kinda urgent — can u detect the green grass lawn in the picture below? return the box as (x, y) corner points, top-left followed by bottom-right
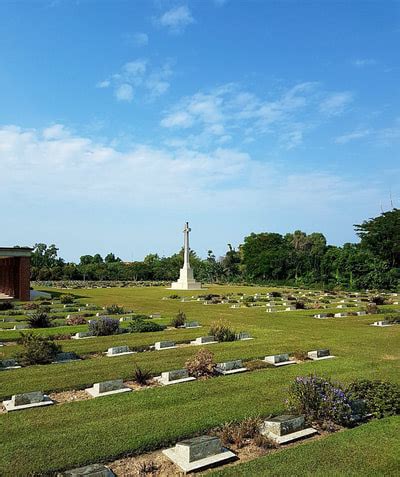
(0, 285), (399, 476)
(210, 416), (400, 477)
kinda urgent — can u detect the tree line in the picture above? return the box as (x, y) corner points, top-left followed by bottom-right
(30, 209), (400, 290)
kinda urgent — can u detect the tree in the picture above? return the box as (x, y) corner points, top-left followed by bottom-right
(104, 253), (121, 263)
(355, 209), (400, 267)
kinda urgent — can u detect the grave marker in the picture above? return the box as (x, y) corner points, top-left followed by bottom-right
(85, 379), (131, 398)
(3, 391), (54, 412)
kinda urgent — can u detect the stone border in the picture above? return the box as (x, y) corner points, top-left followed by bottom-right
(154, 376), (196, 386)
(266, 427), (318, 444)
(85, 387), (132, 398)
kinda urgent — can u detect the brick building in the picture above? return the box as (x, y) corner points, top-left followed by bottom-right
(0, 247), (32, 301)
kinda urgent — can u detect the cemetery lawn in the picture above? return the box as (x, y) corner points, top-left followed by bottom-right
(210, 415), (400, 476)
(0, 285), (399, 475)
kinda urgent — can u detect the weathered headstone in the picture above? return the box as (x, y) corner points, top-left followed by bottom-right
(86, 379), (131, 398)
(190, 336), (217, 345)
(0, 358), (21, 370)
(157, 368), (196, 385)
(4, 391), (54, 412)
(264, 353), (296, 366)
(236, 332), (253, 340)
(307, 349), (334, 360)
(106, 346), (134, 357)
(215, 360), (247, 375)
(371, 320), (392, 327)
(54, 352), (79, 363)
(260, 415), (317, 444)
(154, 341), (176, 350)
(163, 435), (236, 472)
(183, 321), (200, 328)
(72, 332), (94, 339)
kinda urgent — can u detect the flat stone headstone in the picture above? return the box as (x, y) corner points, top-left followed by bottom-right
(13, 324), (28, 330)
(157, 368), (196, 385)
(314, 313), (328, 319)
(191, 336), (217, 345)
(372, 321), (392, 327)
(236, 332), (252, 340)
(0, 358), (21, 369)
(154, 340), (176, 350)
(334, 313), (347, 318)
(307, 349), (334, 360)
(106, 345), (134, 357)
(216, 360), (247, 375)
(72, 332), (94, 339)
(58, 463), (115, 476)
(261, 414), (317, 444)
(54, 352), (79, 363)
(183, 321), (200, 328)
(4, 391), (54, 412)
(264, 353), (296, 366)
(163, 435), (236, 472)
(86, 379), (131, 398)
(356, 311), (367, 316)
(150, 313), (161, 318)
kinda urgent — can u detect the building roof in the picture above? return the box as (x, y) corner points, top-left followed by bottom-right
(0, 247), (33, 257)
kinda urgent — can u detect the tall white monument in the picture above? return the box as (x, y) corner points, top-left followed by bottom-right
(170, 222), (202, 290)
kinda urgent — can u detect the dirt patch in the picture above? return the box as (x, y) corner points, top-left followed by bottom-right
(49, 389), (92, 404)
(125, 379), (160, 391)
(382, 354), (400, 361)
(108, 450), (180, 477)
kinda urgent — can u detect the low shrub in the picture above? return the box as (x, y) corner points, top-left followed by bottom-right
(348, 380), (400, 418)
(132, 364), (152, 385)
(366, 303), (378, 314)
(105, 304), (125, 315)
(16, 332), (61, 365)
(295, 301), (305, 309)
(135, 460), (159, 476)
(89, 316), (120, 336)
(52, 334), (72, 340)
(60, 294), (75, 304)
(253, 433), (277, 449)
(271, 291), (282, 297)
(185, 348), (216, 378)
(292, 350), (308, 361)
(28, 311), (52, 328)
(23, 302), (39, 310)
(0, 301), (13, 311)
(286, 375), (353, 426)
(209, 320), (236, 342)
(170, 310), (186, 328)
(168, 294), (180, 299)
(215, 417), (262, 449)
(129, 319), (165, 333)
(371, 296), (386, 305)
(66, 315), (87, 325)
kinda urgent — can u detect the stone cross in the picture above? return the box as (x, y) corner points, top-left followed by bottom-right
(183, 221), (191, 268)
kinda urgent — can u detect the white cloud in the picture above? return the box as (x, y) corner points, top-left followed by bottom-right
(158, 6), (194, 34)
(97, 59), (172, 102)
(96, 80), (111, 88)
(353, 58), (377, 67)
(42, 124), (69, 140)
(115, 84), (133, 102)
(160, 82), (349, 149)
(161, 111), (194, 128)
(335, 129), (371, 144)
(319, 92), (353, 116)
(1, 123), (392, 256)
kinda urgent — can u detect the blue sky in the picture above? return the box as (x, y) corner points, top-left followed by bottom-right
(1, 0), (399, 262)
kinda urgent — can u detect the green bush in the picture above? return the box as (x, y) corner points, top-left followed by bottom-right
(129, 319), (165, 333)
(286, 375), (353, 426)
(16, 332), (61, 366)
(60, 294), (75, 304)
(28, 311), (52, 328)
(105, 304), (125, 315)
(348, 380), (400, 418)
(170, 310), (186, 328)
(89, 316), (120, 336)
(0, 301), (13, 311)
(209, 320), (236, 342)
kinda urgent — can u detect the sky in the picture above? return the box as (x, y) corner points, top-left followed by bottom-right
(1, 0), (399, 262)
